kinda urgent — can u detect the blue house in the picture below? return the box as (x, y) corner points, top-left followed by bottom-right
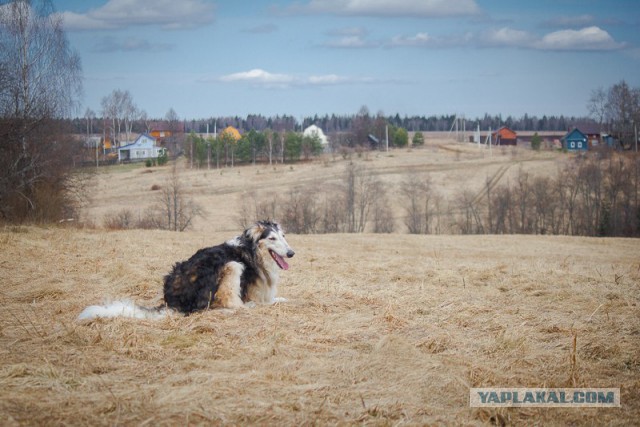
(118, 134), (165, 162)
(562, 128), (589, 151)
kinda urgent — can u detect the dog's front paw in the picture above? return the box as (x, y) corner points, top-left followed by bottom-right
(244, 301), (257, 309)
(273, 297), (288, 303)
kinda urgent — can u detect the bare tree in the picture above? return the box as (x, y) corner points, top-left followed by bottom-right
(606, 80), (640, 147)
(455, 189), (484, 234)
(402, 173), (426, 234)
(165, 107), (182, 154)
(0, 0), (82, 222)
(342, 162), (380, 233)
(237, 190), (280, 229)
(100, 89), (138, 144)
(371, 188), (395, 233)
(84, 107), (95, 135)
(281, 186), (320, 234)
(153, 163), (204, 231)
(401, 173), (439, 234)
(139, 109), (149, 133)
(264, 129), (274, 165)
(122, 91), (138, 142)
(351, 105), (372, 147)
(100, 92), (118, 145)
(587, 87), (608, 128)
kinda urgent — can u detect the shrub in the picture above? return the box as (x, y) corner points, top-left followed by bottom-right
(531, 132), (542, 151)
(103, 209), (135, 230)
(412, 132), (425, 146)
(157, 151), (169, 166)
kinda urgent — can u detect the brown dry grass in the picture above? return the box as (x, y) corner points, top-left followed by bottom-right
(2, 227), (639, 425)
(1, 142), (639, 425)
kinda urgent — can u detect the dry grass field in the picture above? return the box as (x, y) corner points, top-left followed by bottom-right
(1, 140), (639, 425)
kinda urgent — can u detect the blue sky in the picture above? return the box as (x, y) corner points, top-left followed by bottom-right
(52, 0), (640, 120)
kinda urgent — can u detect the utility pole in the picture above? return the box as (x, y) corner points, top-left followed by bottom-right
(385, 125), (389, 152)
(462, 115), (466, 143)
(488, 126), (492, 157)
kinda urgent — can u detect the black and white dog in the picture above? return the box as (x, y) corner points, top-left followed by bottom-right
(78, 221), (294, 320)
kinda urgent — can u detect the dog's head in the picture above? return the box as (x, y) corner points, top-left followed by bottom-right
(243, 220), (295, 270)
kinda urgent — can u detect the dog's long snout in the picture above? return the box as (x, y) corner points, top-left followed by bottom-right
(286, 249), (295, 258)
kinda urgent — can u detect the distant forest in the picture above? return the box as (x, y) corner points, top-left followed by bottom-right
(68, 112), (596, 135)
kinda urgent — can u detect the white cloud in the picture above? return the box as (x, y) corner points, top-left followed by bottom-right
(389, 32), (434, 47)
(216, 69), (374, 88)
(56, 0), (214, 31)
(292, 0), (481, 17)
(387, 26), (625, 52)
(533, 26), (625, 51)
(219, 69), (296, 87)
(480, 27), (535, 47)
(308, 74), (349, 85)
(324, 35), (376, 48)
(322, 27), (378, 48)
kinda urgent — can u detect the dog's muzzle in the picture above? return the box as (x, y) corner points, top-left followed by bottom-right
(270, 249), (294, 270)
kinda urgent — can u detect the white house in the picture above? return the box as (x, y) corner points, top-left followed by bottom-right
(118, 134), (165, 162)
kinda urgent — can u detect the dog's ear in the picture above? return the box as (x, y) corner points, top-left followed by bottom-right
(243, 222), (266, 243)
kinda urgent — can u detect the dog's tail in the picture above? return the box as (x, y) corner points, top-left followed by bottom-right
(78, 300), (168, 320)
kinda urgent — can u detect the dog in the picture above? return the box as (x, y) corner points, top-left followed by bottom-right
(78, 220), (294, 320)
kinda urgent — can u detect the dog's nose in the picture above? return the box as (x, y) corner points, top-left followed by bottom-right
(286, 249), (295, 258)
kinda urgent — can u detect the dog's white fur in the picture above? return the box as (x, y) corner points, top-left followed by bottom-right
(78, 300), (168, 320)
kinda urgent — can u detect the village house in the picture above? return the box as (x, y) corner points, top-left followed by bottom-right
(575, 124), (602, 148)
(562, 128), (589, 151)
(492, 126), (517, 145)
(149, 122), (184, 140)
(118, 134), (165, 162)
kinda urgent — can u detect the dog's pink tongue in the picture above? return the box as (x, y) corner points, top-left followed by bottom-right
(273, 252), (289, 270)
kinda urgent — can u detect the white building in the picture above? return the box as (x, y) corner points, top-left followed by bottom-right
(118, 134), (165, 162)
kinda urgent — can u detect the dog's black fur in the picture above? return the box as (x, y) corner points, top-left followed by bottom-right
(163, 220), (283, 314)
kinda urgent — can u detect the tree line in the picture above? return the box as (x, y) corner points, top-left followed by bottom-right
(68, 110), (598, 138)
(448, 153), (640, 237)
(238, 151), (640, 238)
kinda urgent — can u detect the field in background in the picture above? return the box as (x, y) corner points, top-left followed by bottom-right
(1, 139), (639, 424)
(82, 138), (562, 233)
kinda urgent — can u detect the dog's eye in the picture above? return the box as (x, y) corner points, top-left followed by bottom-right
(269, 237), (276, 241)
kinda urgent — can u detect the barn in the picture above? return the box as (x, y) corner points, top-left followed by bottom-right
(562, 128), (589, 151)
(492, 127), (517, 145)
